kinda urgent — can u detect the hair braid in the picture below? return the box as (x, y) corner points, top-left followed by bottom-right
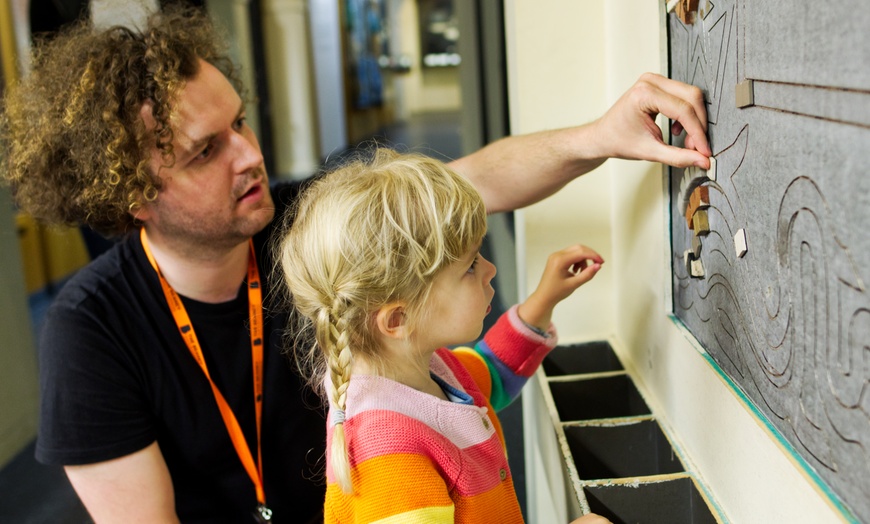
(319, 300), (354, 493)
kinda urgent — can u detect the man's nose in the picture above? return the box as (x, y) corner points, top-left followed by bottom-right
(231, 130), (264, 174)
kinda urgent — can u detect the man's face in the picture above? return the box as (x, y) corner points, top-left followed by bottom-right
(137, 59), (274, 252)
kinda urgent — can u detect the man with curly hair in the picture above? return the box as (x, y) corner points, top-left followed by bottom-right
(0, 5), (710, 524)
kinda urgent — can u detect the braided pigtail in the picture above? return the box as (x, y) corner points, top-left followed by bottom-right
(317, 302), (354, 493)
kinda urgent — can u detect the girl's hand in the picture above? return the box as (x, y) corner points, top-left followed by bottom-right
(570, 513), (613, 524)
(517, 244), (603, 332)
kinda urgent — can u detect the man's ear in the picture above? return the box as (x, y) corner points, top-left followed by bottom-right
(132, 200), (152, 223)
(374, 303), (409, 339)
(133, 99), (159, 225)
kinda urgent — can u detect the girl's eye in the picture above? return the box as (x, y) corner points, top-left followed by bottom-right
(467, 255), (480, 274)
(233, 116), (247, 131)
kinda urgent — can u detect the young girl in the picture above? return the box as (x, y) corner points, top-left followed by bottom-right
(279, 149), (609, 523)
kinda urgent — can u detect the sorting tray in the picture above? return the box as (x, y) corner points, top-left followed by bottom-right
(538, 340), (725, 522)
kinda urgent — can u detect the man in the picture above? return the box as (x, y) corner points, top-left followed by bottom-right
(0, 5), (709, 523)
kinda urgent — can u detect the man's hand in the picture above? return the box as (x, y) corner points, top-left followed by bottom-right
(591, 72), (711, 169)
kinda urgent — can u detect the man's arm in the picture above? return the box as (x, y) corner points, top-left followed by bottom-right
(449, 73), (710, 213)
(65, 442), (180, 524)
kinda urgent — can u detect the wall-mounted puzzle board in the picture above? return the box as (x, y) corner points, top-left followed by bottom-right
(667, 1), (870, 521)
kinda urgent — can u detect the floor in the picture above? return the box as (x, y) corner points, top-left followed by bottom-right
(0, 110), (525, 522)
(0, 441), (92, 523)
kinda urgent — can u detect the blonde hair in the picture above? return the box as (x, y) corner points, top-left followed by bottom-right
(278, 148), (487, 493)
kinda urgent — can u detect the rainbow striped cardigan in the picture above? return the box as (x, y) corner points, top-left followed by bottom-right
(324, 305), (557, 523)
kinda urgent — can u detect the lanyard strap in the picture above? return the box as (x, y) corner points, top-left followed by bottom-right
(140, 229), (266, 508)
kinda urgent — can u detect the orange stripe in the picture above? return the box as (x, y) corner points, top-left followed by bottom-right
(452, 348), (493, 398)
(325, 452), (524, 523)
(454, 478), (523, 523)
(326, 453), (452, 523)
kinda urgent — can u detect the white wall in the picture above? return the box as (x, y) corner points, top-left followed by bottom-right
(507, 1), (846, 522)
(507, 0), (612, 342)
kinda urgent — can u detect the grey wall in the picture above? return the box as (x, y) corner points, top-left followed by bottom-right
(668, 0), (870, 521)
(0, 188), (39, 468)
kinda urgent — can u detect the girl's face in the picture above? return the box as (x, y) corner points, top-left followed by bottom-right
(413, 243), (497, 349)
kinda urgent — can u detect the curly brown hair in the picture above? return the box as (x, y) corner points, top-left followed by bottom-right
(0, 4), (244, 236)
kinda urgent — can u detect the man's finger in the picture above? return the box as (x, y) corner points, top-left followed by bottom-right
(636, 75), (711, 158)
(651, 93), (711, 157)
(640, 73), (708, 130)
(648, 142), (709, 169)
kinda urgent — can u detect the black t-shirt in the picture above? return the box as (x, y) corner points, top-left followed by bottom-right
(35, 183), (326, 523)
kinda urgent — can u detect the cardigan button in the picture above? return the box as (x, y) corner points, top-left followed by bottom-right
(499, 468), (507, 481)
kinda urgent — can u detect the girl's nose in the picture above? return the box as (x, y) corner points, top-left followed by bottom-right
(481, 254), (497, 283)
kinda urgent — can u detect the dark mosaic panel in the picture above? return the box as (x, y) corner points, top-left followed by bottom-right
(668, 1), (870, 521)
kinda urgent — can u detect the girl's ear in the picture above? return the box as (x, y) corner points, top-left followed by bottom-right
(375, 303), (409, 339)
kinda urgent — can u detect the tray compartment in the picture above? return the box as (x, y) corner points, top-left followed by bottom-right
(565, 419), (684, 480)
(542, 341), (623, 376)
(549, 375), (650, 421)
(583, 477), (718, 524)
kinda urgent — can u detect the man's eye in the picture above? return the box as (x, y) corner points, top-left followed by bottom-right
(196, 143), (214, 160)
(233, 116), (247, 130)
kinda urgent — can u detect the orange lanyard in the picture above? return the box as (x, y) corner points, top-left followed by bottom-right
(140, 229), (270, 520)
